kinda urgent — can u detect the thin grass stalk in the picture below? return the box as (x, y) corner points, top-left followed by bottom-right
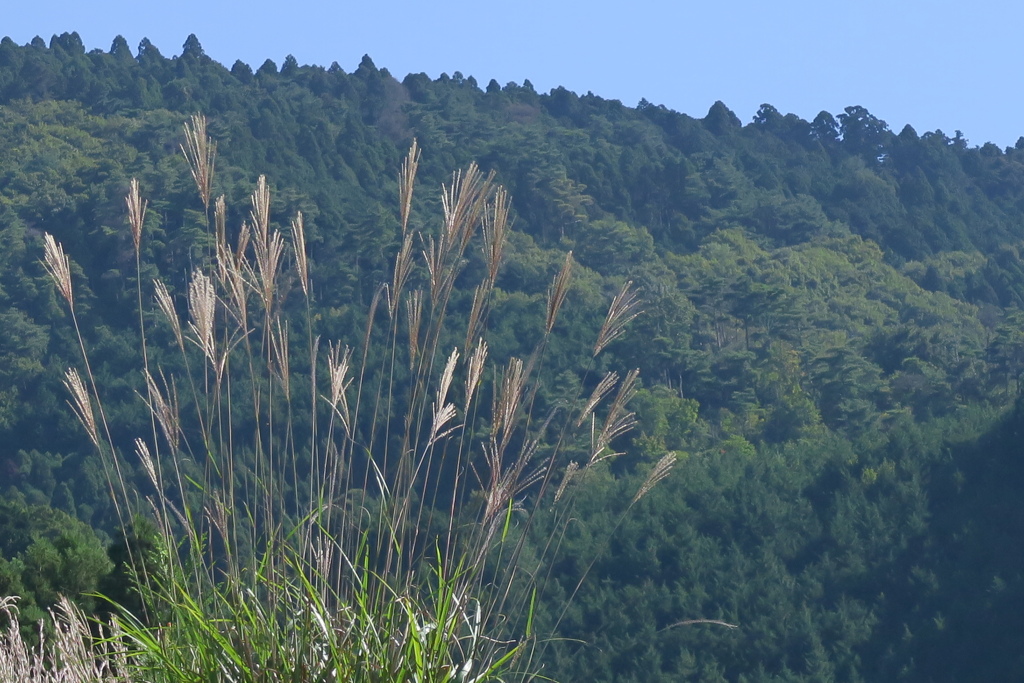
(43, 233), (131, 535)
(127, 178), (154, 483)
(354, 143), (428, 597)
(155, 266), (230, 595)
(436, 337), (490, 567)
(545, 450), (677, 650)
(510, 371), (649, 667)
(479, 309), (643, 659)
(397, 172), (502, 582)
(349, 280), (388, 466)
(422, 237), (573, 630)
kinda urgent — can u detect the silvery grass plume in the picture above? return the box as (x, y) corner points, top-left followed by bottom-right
(180, 112), (216, 212)
(0, 596), (131, 683)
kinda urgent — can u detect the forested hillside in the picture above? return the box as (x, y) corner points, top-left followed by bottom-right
(3, 31), (1024, 681)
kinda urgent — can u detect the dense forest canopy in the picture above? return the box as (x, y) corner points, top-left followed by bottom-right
(3, 32), (1024, 681)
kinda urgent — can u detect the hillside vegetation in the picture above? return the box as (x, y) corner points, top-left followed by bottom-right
(2, 32), (1024, 681)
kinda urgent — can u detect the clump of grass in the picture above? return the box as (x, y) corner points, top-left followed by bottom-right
(28, 117), (674, 681)
(0, 596), (130, 682)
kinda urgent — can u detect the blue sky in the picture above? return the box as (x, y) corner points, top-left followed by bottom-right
(5, 0), (1024, 147)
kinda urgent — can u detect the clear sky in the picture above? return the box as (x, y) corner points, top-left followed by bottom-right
(4, 0), (1023, 147)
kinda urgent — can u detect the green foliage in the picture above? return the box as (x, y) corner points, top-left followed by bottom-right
(0, 499), (111, 635)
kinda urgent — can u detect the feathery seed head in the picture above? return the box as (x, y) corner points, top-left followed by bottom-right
(464, 283), (489, 351)
(546, 251), (574, 333)
(236, 220), (252, 263)
(153, 279), (184, 351)
(64, 368), (98, 448)
(326, 342), (353, 434)
(482, 186), (510, 285)
(492, 357), (526, 451)
(181, 112), (216, 210)
(248, 178), (284, 315)
(439, 347), (459, 404)
(406, 290), (424, 369)
(43, 233), (73, 307)
(135, 438), (159, 490)
(145, 369), (180, 453)
(271, 320), (291, 393)
(429, 348), (461, 445)
(215, 194), (227, 252)
(291, 211), (309, 297)
(464, 338), (488, 413)
(125, 178), (147, 254)
(187, 270), (217, 367)
(391, 232), (414, 317)
(554, 461), (580, 503)
(577, 371), (618, 428)
(218, 224), (252, 329)
(633, 452), (677, 503)
(422, 234), (445, 305)
(590, 368), (639, 464)
(594, 280), (643, 356)
(250, 175), (271, 241)
(399, 139), (421, 234)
